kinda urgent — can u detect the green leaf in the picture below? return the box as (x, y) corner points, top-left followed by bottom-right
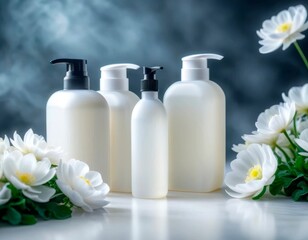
(45, 202), (72, 219)
(269, 178), (284, 196)
(21, 214), (37, 225)
(6, 184), (22, 198)
(34, 204), (52, 220)
(9, 198), (26, 210)
(276, 170), (291, 178)
(252, 186), (267, 200)
(2, 207), (22, 225)
(291, 181), (308, 201)
(277, 164), (290, 171)
(295, 155), (305, 172)
(283, 174), (304, 189)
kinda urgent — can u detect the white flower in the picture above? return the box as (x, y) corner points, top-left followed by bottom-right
(225, 144), (278, 198)
(3, 151), (56, 202)
(11, 129), (63, 165)
(295, 129), (308, 156)
(233, 131), (291, 153)
(0, 136), (11, 161)
(56, 159), (109, 212)
(0, 183), (11, 205)
(256, 103), (296, 135)
(257, 5), (308, 53)
(232, 143), (247, 153)
(242, 131), (279, 147)
(282, 83), (308, 113)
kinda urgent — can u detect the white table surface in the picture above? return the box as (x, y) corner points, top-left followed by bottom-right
(1, 189), (307, 240)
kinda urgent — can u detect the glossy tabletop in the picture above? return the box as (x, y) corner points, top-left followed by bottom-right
(1, 189), (307, 240)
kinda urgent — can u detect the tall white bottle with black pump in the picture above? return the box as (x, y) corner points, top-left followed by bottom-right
(47, 58), (110, 183)
(164, 54), (225, 193)
(99, 63), (139, 192)
(132, 66), (168, 199)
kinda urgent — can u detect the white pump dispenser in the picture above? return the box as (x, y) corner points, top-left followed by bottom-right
(98, 63), (140, 193)
(181, 54), (223, 81)
(47, 58), (110, 183)
(164, 53), (225, 193)
(132, 66), (168, 199)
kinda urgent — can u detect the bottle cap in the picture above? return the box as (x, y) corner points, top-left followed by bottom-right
(141, 66), (163, 92)
(50, 58), (90, 90)
(181, 54), (223, 81)
(100, 63), (139, 91)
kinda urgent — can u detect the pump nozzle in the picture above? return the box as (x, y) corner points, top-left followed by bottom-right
(181, 53), (223, 81)
(141, 66), (163, 92)
(51, 58), (89, 90)
(100, 63), (139, 91)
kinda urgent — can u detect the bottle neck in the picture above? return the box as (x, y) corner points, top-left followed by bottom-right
(142, 91), (158, 99)
(181, 68), (209, 81)
(100, 78), (128, 91)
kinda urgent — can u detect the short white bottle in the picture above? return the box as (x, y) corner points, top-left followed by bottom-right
(132, 66), (168, 198)
(47, 58), (110, 183)
(98, 63), (140, 193)
(164, 54), (225, 193)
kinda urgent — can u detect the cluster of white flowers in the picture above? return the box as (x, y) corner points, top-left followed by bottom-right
(225, 84), (308, 198)
(0, 129), (109, 212)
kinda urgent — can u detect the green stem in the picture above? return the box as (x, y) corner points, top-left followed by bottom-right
(276, 145), (293, 168)
(283, 130), (296, 149)
(0, 179), (8, 183)
(294, 41), (308, 70)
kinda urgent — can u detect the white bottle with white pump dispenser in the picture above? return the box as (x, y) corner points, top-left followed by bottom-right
(99, 63), (139, 192)
(47, 58), (110, 183)
(164, 54), (225, 193)
(132, 66), (168, 198)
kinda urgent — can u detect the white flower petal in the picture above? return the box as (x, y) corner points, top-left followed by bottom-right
(0, 183), (12, 205)
(232, 144), (247, 153)
(19, 153), (37, 173)
(225, 189), (257, 199)
(299, 22), (308, 32)
(10, 131), (26, 152)
(24, 129), (35, 146)
(22, 185), (55, 203)
(9, 175), (30, 190)
(85, 171), (103, 187)
(299, 152), (308, 156)
(94, 183), (110, 195)
(259, 43), (282, 54)
(33, 167), (56, 186)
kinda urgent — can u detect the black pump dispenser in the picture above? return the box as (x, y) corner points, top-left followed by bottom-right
(141, 66), (163, 92)
(50, 58), (90, 90)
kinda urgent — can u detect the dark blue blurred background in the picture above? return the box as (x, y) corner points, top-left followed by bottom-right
(0, 0), (307, 160)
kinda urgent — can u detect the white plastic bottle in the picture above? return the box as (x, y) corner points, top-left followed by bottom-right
(98, 63), (139, 192)
(132, 66), (168, 198)
(47, 58), (110, 183)
(164, 54), (225, 193)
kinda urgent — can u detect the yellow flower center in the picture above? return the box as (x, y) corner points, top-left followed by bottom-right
(18, 172), (35, 185)
(245, 165), (263, 183)
(276, 23), (292, 33)
(80, 176), (91, 186)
